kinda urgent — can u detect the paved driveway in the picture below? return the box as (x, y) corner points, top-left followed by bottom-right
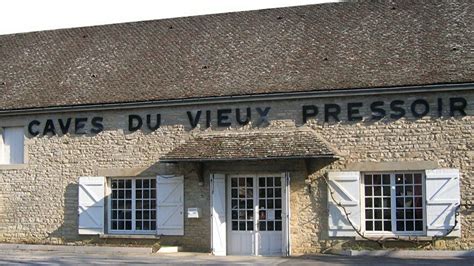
(0, 250), (473, 265)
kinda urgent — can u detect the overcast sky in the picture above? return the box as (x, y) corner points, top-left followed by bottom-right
(0, 0), (337, 35)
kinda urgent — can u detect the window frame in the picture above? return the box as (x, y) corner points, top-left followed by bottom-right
(0, 126), (26, 166)
(107, 177), (157, 235)
(360, 171), (427, 237)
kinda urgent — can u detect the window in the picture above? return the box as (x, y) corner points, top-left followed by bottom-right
(0, 127), (24, 165)
(109, 177), (156, 234)
(363, 172), (424, 235)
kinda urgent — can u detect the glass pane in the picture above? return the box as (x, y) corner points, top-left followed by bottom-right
(275, 210), (282, 220)
(383, 186), (390, 196)
(259, 199), (266, 209)
(246, 188), (253, 197)
(405, 198), (413, 207)
(405, 186), (413, 196)
(382, 175), (390, 184)
(247, 221), (253, 231)
(239, 221), (246, 231)
(275, 199), (281, 209)
(365, 186), (372, 196)
(414, 185), (422, 196)
(232, 200), (238, 209)
(232, 210), (238, 219)
(275, 221), (282, 231)
(374, 198), (381, 207)
(383, 209), (391, 219)
(406, 221), (414, 231)
(246, 200), (253, 209)
(246, 178), (253, 187)
(267, 199), (274, 209)
(239, 200), (245, 208)
(239, 188), (245, 198)
(365, 198), (372, 208)
(266, 177), (273, 187)
(231, 189), (237, 198)
(364, 175), (372, 185)
(239, 178), (245, 186)
(247, 210), (253, 220)
(397, 221), (404, 231)
(406, 209), (413, 219)
(396, 198), (404, 207)
(396, 209), (404, 219)
(275, 188), (282, 197)
(414, 174), (422, 184)
(415, 209), (423, 219)
(232, 221), (238, 230)
(366, 221), (373, 231)
(395, 174), (403, 184)
(374, 175), (381, 185)
(415, 221), (423, 231)
(267, 188), (273, 197)
(365, 210), (373, 219)
(374, 209), (382, 219)
(396, 186), (403, 196)
(259, 221), (266, 231)
(384, 221), (391, 231)
(374, 221), (382, 231)
(405, 174), (413, 184)
(259, 178), (265, 187)
(374, 186), (381, 196)
(275, 178), (281, 186)
(231, 178), (237, 187)
(267, 221), (274, 231)
(383, 197), (391, 208)
(259, 189), (265, 197)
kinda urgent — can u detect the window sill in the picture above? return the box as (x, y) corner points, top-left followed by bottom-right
(100, 234), (160, 239)
(0, 164), (27, 170)
(356, 235), (433, 241)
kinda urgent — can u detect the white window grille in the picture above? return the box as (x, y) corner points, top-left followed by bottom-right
(109, 177), (156, 234)
(363, 172), (425, 235)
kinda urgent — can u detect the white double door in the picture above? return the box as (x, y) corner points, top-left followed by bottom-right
(226, 174), (287, 256)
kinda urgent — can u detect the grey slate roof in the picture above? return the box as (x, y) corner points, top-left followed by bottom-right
(160, 130), (338, 161)
(1, 1), (473, 111)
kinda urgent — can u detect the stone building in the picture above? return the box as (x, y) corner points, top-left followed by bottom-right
(0, 0), (472, 255)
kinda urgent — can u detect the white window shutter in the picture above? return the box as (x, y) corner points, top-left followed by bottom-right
(211, 173), (226, 256)
(78, 176), (105, 235)
(425, 169), (461, 237)
(327, 171), (361, 237)
(0, 130), (5, 164)
(281, 172), (291, 256)
(157, 175), (184, 235)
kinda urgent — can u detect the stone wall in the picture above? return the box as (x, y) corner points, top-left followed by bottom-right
(0, 90), (472, 253)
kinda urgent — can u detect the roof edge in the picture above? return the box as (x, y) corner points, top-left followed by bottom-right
(1, 82), (473, 117)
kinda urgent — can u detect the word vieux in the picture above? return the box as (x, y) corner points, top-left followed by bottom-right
(27, 97), (467, 136)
